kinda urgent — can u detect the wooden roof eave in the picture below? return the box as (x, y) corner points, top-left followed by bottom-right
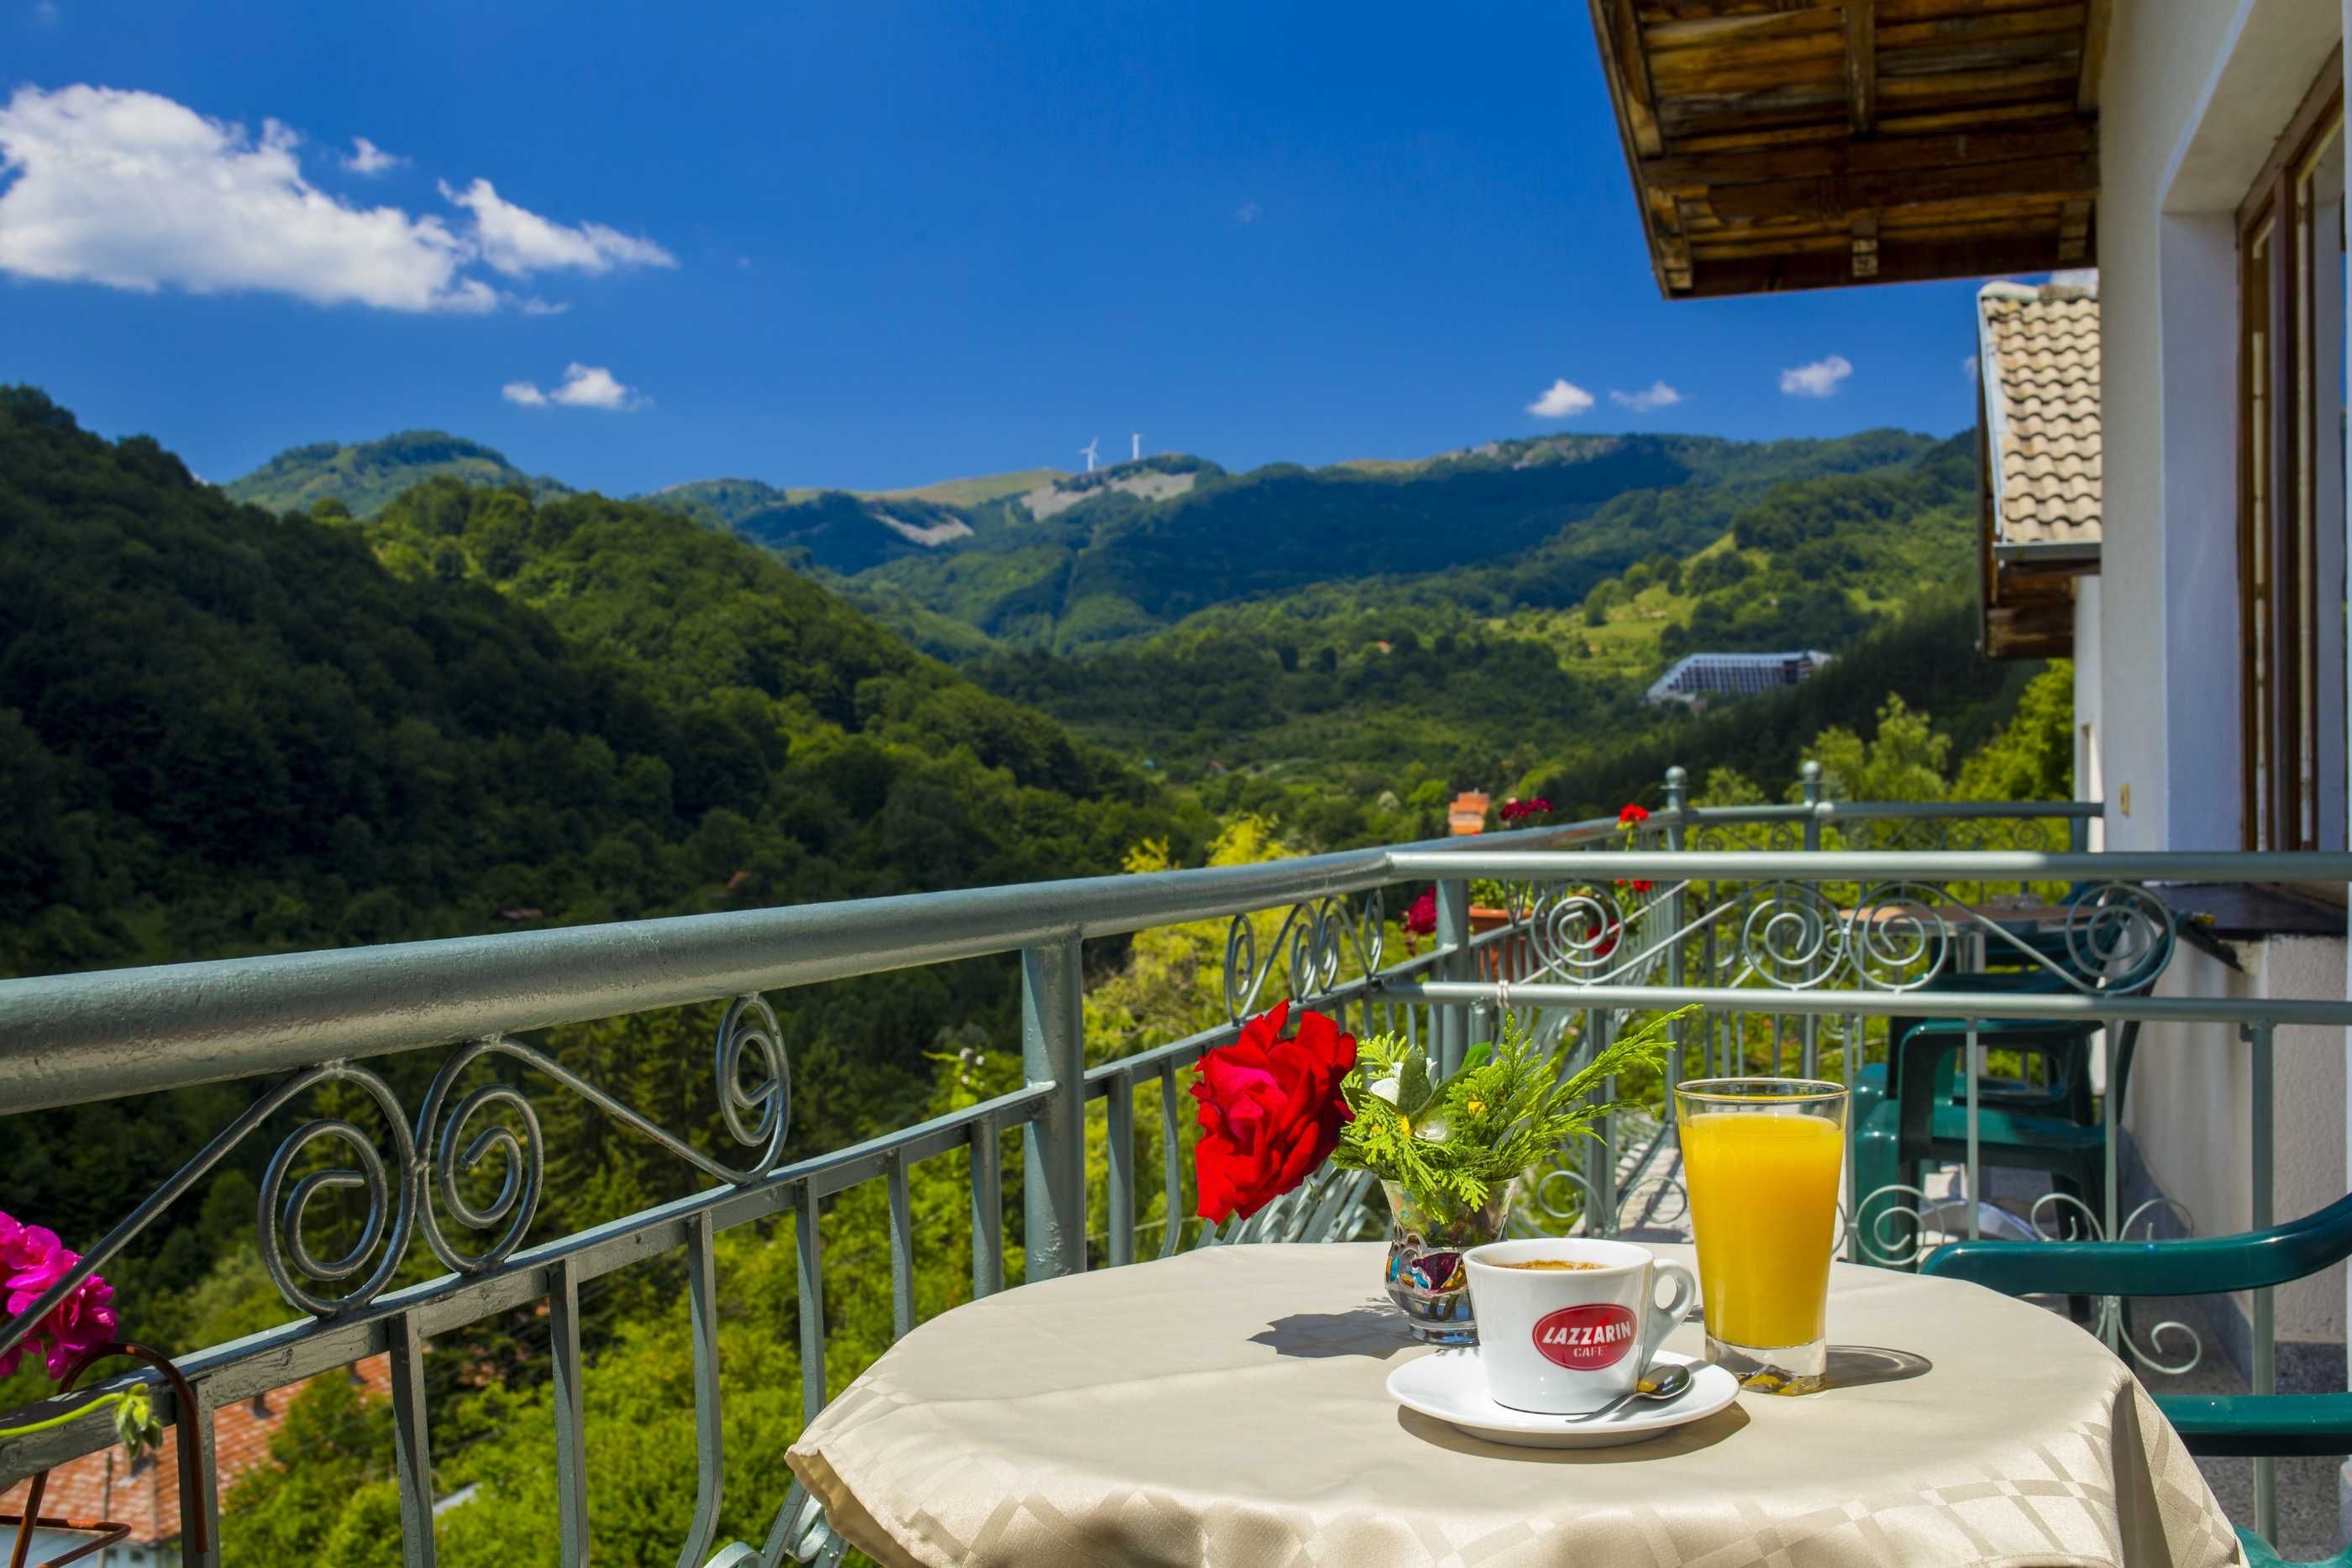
(1591, 0), (2107, 302)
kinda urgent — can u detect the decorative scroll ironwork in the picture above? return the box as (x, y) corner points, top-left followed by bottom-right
(1221, 894), (1383, 1024)
(1844, 1182), (2207, 1377)
(2029, 1193), (2207, 1376)
(257, 1064), (421, 1318)
(1506, 878), (2175, 997)
(3, 995), (794, 1350)
(1844, 815), (2067, 854)
(1687, 819), (1805, 854)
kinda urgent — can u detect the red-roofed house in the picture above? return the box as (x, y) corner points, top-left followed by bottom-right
(2, 1354), (391, 1566)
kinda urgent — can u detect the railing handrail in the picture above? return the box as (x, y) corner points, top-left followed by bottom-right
(1390, 849), (2352, 881)
(1682, 800), (2106, 822)
(0, 817), (1614, 1114)
(0, 808), (2186, 1115)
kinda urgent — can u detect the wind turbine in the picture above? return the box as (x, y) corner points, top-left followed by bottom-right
(1131, 433), (1141, 461)
(1079, 437), (1100, 473)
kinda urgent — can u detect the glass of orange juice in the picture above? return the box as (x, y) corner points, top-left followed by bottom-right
(1673, 1078), (1848, 1392)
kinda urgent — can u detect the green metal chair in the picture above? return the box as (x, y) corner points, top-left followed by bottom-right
(1851, 923), (2116, 1131)
(1924, 1194), (2352, 1566)
(1853, 902), (2173, 1271)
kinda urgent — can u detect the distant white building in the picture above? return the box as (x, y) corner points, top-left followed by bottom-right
(1643, 650), (1831, 706)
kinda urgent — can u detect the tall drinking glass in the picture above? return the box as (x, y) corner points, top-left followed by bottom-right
(1673, 1078), (1848, 1392)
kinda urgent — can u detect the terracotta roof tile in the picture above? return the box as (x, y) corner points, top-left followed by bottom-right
(1979, 282), (2101, 548)
(2, 1354), (391, 1547)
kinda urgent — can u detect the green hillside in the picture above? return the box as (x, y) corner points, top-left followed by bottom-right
(223, 430), (574, 517)
(966, 433), (1979, 794)
(641, 475), (824, 525)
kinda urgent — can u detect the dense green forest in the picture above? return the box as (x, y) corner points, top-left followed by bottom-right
(7, 391), (2079, 1563)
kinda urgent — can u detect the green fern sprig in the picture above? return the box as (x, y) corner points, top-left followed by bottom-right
(1331, 1006), (1693, 1217)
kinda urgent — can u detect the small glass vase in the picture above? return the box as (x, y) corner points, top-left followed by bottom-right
(1381, 1179), (1514, 1345)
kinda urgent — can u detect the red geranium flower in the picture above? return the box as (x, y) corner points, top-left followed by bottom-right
(1500, 796), (1554, 823)
(1190, 1001), (1357, 1224)
(1615, 803), (1654, 893)
(1402, 888), (1437, 936)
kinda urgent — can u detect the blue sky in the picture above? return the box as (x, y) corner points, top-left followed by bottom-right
(2, 1), (2011, 496)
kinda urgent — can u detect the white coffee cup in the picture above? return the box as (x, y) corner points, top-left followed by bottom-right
(1463, 1238), (1698, 1413)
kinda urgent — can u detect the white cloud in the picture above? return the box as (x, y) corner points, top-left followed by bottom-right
(440, 177), (675, 277)
(2047, 267), (2097, 288)
(343, 136), (403, 176)
(1609, 380), (1682, 413)
(1962, 354), (1979, 381)
(0, 84), (672, 312)
(550, 364), (635, 408)
(506, 363), (641, 412)
(1778, 354), (1853, 398)
(1526, 378), (1594, 418)
(0, 85), (488, 311)
(520, 296), (570, 316)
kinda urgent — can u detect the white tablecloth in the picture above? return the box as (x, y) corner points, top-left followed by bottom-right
(789, 1241), (2242, 1567)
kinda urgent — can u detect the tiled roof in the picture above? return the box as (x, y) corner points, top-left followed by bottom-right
(1979, 281), (2101, 549)
(1, 1353), (392, 1546)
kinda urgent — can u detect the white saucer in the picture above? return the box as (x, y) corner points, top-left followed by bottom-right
(1386, 1349), (1739, 1450)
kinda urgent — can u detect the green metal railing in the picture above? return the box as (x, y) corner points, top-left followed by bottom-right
(1, 770), (2338, 1561)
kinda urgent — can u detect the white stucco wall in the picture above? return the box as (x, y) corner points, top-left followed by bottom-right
(2129, 938), (2349, 1356)
(2100, 0), (2343, 852)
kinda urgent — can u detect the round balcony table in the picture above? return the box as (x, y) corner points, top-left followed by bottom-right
(786, 1240), (2239, 1568)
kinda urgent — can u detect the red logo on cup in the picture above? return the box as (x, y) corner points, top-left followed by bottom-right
(1532, 1304), (1637, 1370)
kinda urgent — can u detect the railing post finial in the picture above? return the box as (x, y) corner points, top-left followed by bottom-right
(1800, 758), (1824, 806)
(1663, 765), (1688, 814)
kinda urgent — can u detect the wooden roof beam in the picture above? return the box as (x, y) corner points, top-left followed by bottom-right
(1680, 233), (2083, 296)
(1704, 151), (2095, 222)
(1641, 122), (2096, 194)
(1593, 0), (1666, 159)
(2077, 0), (2111, 113)
(1845, 1), (1877, 134)
(1851, 212), (1879, 278)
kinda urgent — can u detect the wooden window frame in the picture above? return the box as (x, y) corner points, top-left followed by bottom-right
(2237, 50), (2345, 851)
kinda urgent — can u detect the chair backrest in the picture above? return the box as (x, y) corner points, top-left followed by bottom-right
(1924, 1186), (2352, 1298)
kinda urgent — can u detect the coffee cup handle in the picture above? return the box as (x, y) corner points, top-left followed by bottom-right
(1638, 1261), (1699, 1374)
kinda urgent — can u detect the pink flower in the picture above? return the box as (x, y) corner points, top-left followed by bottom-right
(0, 1210), (116, 1381)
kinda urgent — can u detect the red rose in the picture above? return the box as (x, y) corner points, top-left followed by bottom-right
(1190, 1001), (1357, 1224)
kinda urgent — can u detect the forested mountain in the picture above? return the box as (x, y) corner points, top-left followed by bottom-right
(222, 430), (574, 518)
(0, 385), (1205, 1369)
(832, 431), (1943, 653)
(968, 432), (1982, 806)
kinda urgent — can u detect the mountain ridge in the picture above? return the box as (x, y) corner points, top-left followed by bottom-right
(223, 430), (575, 518)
